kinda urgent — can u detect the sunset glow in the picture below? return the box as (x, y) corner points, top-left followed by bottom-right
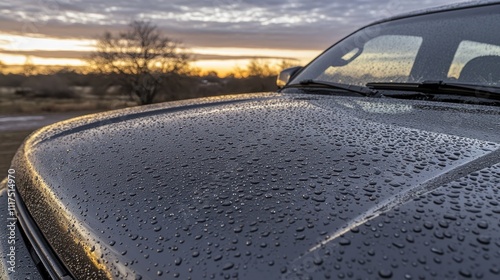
(0, 0), (459, 75)
(0, 33), (95, 52)
(0, 32), (320, 75)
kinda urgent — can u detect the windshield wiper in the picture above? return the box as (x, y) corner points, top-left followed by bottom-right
(286, 79), (379, 97)
(366, 81), (500, 102)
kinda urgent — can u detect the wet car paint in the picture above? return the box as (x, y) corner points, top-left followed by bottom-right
(0, 186), (43, 280)
(10, 92), (500, 279)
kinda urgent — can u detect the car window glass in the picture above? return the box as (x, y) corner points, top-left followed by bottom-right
(318, 35), (423, 86)
(290, 5), (500, 89)
(448, 40), (500, 82)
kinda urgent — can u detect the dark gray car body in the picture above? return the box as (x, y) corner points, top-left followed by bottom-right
(2, 91), (500, 279)
(3, 1), (500, 279)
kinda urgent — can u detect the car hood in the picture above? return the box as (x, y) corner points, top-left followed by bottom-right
(13, 93), (500, 279)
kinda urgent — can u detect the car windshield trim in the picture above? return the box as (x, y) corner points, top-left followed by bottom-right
(285, 79), (380, 97)
(366, 81), (500, 102)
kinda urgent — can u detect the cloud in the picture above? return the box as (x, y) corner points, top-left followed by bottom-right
(0, 0), (464, 50)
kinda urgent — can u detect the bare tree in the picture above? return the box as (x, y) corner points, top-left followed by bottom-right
(246, 58), (274, 77)
(89, 21), (190, 105)
(23, 56), (37, 76)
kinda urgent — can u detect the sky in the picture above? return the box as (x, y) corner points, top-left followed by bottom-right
(0, 0), (466, 75)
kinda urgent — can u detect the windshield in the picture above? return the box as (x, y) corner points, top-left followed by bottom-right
(290, 5), (500, 88)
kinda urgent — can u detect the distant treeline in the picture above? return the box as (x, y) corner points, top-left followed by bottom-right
(0, 65), (281, 102)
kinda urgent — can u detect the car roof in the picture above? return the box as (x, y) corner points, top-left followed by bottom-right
(370, 0), (500, 26)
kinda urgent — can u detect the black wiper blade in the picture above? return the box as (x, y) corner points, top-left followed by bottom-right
(287, 79), (379, 97)
(367, 81), (500, 102)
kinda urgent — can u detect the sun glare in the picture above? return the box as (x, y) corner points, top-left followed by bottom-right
(192, 59), (253, 76)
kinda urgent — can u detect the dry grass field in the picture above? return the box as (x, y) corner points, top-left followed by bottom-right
(0, 87), (136, 114)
